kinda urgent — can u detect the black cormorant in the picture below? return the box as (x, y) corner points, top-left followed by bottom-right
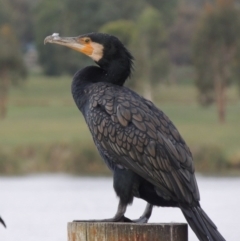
(44, 32), (226, 241)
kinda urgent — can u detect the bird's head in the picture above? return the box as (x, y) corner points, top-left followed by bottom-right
(44, 32), (133, 71)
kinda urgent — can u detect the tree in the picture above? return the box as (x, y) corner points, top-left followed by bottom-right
(100, 20), (135, 46)
(132, 7), (170, 100)
(8, 0), (35, 46)
(146, 0), (178, 25)
(0, 0), (27, 118)
(169, 6), (199, 65)
(192, 0), (240, 123)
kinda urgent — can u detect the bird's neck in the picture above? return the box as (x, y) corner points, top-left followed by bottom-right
(71, 58), (132, 111)
(102, 59), (132, 86)
(97, 47), (133, 86)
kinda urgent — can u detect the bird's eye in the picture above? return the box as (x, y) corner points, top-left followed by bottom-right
(85, 38), (90, 43)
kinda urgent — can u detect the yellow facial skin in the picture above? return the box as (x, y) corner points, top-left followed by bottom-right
(75, 37), (93, 55)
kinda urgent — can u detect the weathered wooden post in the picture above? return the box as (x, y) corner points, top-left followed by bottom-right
(68, 222), (188, 241)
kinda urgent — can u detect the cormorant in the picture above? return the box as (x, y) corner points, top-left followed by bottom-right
(44, 32), (226, 241)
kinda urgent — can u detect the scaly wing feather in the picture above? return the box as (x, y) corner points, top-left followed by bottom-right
(86, 83), (200, 204)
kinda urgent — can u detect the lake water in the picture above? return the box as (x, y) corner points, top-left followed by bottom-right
(0, 174), (239, 241)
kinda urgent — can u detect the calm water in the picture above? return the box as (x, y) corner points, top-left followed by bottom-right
(0, 174), (239, 241)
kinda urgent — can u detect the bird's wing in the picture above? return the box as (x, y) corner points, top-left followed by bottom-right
(87, 84), (200, 204)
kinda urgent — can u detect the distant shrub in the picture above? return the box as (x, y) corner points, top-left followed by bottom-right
(0, 148), (21, 174)
(0, 142), (238, 175)
(228, 152), (240, 169)
(68, 141), (109, 175)
(191, 145), (228, 173)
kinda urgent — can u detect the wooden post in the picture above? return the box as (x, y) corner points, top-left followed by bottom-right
(68, 222), (188, 241)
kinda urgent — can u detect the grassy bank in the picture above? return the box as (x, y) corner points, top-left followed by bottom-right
(0, 74), (239, 175)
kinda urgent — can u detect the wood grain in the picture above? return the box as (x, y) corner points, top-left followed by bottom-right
(68, 222), (188, 241)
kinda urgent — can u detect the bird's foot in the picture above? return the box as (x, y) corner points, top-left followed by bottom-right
(73, 215), (149, 223)
(132, 203), (152, 223)
(132, 216), (149, 224)
(73, 215), (133, 223)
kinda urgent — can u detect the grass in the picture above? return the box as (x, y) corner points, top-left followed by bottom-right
(160, 104), (240, 155)
(1, 75), (89, 147)
(0, 74), (240, 174)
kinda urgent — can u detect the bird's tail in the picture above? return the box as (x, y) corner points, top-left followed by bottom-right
(0, 216), (6, 228)
(180, 204), (225, 241)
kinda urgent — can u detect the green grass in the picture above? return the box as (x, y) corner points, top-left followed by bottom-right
(161, 104), (240, 155)
(0, 74), (240, 174)
(1, 75), (90, 147)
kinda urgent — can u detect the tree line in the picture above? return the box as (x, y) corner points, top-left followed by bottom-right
(0, 0), (240, 122)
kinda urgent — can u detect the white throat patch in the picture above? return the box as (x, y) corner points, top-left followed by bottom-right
(89, 42), (104, 62)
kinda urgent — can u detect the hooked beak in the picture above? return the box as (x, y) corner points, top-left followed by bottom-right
(44, 33), (86, 53)
(44, 33), (103, 61)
